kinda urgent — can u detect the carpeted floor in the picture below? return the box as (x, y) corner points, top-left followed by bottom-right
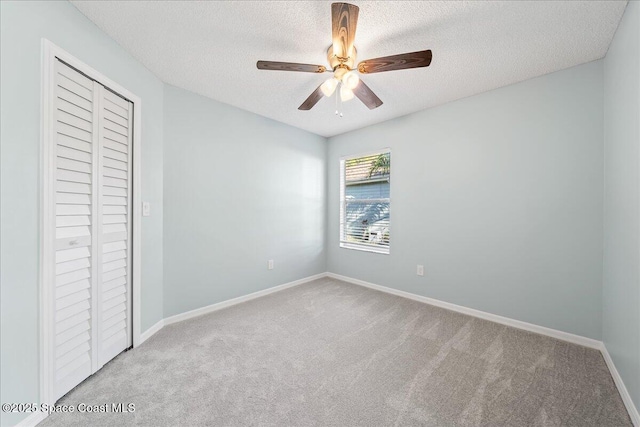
(41, 277), (632, 426)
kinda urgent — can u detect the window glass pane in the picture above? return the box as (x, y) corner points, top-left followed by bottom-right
(340, 151), (390, 253)
(344, 200), (390, 246)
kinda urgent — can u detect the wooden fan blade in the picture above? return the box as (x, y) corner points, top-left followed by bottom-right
(353, 80), (383, 110)
(298, 84), (324, 110)
(358, 50), (432, 74)
(332, 3), (359, 60)
(257, 61), (326, 73)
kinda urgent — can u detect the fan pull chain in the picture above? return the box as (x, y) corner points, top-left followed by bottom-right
(335, 83), (344, 118)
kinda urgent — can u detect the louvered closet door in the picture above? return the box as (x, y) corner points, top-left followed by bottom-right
(51, 60), (133, 400)
(53, 60), (96, 400)
(97, 87), (133, 368)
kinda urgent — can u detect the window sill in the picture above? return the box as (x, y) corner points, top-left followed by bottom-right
(340, 242), (390, 255)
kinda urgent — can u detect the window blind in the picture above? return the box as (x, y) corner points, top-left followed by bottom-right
(340, 150), (390, 254)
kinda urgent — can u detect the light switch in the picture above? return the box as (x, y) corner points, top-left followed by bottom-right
(142, 202), (151, 217)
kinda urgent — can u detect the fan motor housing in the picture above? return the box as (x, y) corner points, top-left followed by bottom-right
(327, 45), (357, 70)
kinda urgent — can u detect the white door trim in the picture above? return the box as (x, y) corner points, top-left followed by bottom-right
(39, 39), (143, 412)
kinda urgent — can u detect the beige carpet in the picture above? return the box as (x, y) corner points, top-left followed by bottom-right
(41, 277), (632, 426)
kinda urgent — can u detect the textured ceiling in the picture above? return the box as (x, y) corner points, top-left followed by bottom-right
(71, 1), (627, 137)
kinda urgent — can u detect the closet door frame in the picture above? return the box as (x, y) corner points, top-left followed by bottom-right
(39, 39), (143, 410)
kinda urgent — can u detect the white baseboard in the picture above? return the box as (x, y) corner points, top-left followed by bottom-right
(146, 270), (604, 350)
(135, 273), (327, 345)
(128, 272), (328, 346)
(600, 343), (640, 426)
(164, 273), (326, 325)
(326, 272), (602, 349)
(14, 411), (47, 427)
(138, 318), (165, 346)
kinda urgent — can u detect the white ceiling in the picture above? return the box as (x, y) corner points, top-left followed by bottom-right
(71, 1), (627, 137)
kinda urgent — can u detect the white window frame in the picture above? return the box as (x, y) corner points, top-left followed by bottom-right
(339, 148), (391, 255)
(39, 39), (143, 415)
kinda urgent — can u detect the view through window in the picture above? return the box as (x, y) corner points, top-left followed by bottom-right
(340, 150), (390, 254)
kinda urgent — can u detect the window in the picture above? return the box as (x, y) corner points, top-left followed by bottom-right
(340, 150), (391, 254)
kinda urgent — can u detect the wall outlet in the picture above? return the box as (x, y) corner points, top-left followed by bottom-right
(142, 202), (151, 217)
(268, 260), (274, 270)
(417, 265), (424, 276)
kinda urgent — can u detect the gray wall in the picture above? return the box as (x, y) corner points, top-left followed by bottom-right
(162, 85), (326, 318)
(603, 0), (640, 413)
(0, 2), (164, 425)
(327, 60), (604, 340)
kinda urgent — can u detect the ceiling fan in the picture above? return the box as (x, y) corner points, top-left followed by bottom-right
(256, 2), (432, 112)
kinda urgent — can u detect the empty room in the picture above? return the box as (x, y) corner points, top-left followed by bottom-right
(1, 0), (639, 426)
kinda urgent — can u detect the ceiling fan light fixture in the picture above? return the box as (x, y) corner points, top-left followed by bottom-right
(340, 84), (355, 102)
(321, 78), (339, 97)
(342, 71), (360, 90)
